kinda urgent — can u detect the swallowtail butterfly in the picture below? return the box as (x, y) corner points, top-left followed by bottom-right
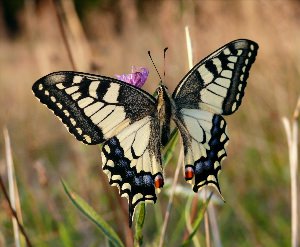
(32, 39), (258, 226)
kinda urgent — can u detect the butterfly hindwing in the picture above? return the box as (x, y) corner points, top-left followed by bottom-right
(173, 39), (258, 115)
(101, 116), (163, 226)
(32, 71), (157, 145)
(175, 109), (228, 193)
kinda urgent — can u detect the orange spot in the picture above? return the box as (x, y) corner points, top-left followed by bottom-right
(185, 166), (194, 180)
(154, 174), (164, 188)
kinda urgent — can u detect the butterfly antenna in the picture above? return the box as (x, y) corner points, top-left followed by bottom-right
(148, 51), (162, 84)
(163, 47), (168, 81)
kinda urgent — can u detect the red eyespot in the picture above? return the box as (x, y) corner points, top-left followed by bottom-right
(185, 166), (194, 180)
(154, 174), (164, 188)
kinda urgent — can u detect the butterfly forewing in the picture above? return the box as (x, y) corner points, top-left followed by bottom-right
(173, 39), (258, 115)
(32, 71), (157, 144)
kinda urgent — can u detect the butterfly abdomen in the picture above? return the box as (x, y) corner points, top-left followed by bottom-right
(156, 85), (172, 146)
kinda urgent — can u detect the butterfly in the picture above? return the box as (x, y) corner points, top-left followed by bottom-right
(32, 39), (258, 226)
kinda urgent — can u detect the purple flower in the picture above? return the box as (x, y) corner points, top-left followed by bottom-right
(116, 66), (149, 88)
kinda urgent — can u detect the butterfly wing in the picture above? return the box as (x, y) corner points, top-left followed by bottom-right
(172, 39), (258, 193)
(175, 108), (228, 194)
(32, 71), (157, 144)
(33, 71), (163, 225)
(101, 116), (163, 226)
(173, 39), (258, 115)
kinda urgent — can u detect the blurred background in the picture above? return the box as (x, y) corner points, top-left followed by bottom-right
(0, 0), (299, 246)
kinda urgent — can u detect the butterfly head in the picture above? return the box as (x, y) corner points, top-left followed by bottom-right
(156, 83), (167, 94)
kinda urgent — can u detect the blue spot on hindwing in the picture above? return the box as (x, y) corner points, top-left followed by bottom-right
(102, 136), (158, 227)
(134, 177), (142, 186)
(119, 159), (128, 168)
(114, 147), (123, 157)
(125, 170), (134, 178)
(210, 138), (220, 149)
(109, 138), (117, 145)
(143, 175), (153, 186)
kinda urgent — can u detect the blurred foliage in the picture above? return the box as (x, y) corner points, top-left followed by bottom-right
(1, 0), (24, 36)
(73, 0), (112, 18)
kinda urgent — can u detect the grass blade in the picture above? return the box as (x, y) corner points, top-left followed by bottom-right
(184, 195), (200, 247)
(61, 180), (124, 247)
(4, 128), (21, 247)
(163, 129), (179, 166)
(207, 203), (222, 247)
(134, 203), (145, 247)
(181, 193), (213, 247)
(159, 147), (184, 247)
(282, 96), (300, 247)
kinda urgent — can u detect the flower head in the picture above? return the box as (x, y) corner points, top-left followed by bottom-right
(116, 66), (149, 88)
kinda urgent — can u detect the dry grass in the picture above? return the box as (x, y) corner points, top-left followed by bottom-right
(0, 0), (299, 246)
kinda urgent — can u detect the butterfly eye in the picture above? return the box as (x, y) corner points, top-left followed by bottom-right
(156, 87), (162, 94)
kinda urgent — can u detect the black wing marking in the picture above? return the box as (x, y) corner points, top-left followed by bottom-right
(173, 39), (258, 115)
(101, 116), (163, 226)
(174, 109), (228, 194)
(32, 71), (156, 145)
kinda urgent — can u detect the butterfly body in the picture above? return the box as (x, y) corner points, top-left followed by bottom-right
(156, 84), (174, 146)
(33, 39), (258, 226)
